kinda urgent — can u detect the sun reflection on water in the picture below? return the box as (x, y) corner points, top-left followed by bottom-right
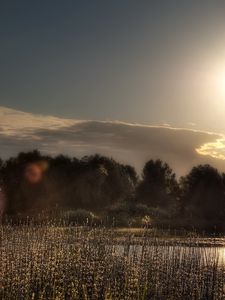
(218, 247), (225, 265)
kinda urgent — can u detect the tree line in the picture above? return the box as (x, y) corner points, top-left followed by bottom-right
(1, 150), (225, 231)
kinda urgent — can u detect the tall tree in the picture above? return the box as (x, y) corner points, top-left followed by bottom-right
(137, 159), (179, 209)
(181, 165), (225, 223)
(2, 150), (49, 214)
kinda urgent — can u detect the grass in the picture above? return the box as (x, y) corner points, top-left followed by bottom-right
(1, 223), (225, 299)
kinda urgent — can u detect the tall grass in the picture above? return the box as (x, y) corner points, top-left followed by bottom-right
(1, 222), (225, 299)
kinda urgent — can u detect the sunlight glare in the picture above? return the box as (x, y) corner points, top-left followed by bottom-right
(211, 66), (225, 99)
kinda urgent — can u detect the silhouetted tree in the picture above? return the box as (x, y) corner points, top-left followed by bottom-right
(0, 158), (3, 188)
(46, 155), (80, 209)
(137, 159), (179, 209)
(2, 151), (225, 231)
(2, 150), (49, 214)
(1, 152), (137, 215)
(181, 165), (225, 230)
(73, 155), (137, 211)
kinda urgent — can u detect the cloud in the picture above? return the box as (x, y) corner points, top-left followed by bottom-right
(0, 106), (78, 136)
(196, 137), (225, 160)
(1, 106), (225, 176)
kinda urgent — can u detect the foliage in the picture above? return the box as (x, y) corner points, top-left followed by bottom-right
(62, 209), (99, 225)
(136, 159), (180, 209)
(1, 151), (137, 215)
(180, 165), (225, 230)
(1, 151), (225, 231)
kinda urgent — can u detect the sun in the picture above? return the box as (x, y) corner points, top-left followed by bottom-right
(216, 71), (225, 97)
(210, 65), (225, 99)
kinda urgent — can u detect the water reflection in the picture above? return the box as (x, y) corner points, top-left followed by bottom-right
(113, 244), (225, 266)
(218, 247), (225, 265)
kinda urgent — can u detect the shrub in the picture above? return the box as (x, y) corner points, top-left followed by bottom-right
(62, 209), (99, 225)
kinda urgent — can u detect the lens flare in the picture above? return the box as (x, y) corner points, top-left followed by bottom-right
(24, 161), (48, 184)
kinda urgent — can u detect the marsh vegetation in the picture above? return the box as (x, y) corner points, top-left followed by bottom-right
(1, 223), (225, 300)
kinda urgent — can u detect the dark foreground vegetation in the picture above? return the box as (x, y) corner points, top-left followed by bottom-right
(1, 224), (225, 300)
(1, 150), (225, 231)
(1, 151), (225, 300)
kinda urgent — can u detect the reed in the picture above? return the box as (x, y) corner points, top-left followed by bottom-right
(1, 222), (225, 299)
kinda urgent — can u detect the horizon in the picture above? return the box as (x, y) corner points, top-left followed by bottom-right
(1, 105), (225, 176)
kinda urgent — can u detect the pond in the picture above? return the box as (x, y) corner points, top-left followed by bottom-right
(112, 243), (225, 266)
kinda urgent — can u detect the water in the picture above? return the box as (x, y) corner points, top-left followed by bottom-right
(112, 243), (225, 266)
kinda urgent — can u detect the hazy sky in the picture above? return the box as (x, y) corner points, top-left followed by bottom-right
(1, 106), (225, 175)
(1, 1), (225, 132)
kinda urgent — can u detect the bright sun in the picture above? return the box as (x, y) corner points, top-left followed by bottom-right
(217, 72), (225, 96)
(205, 66), (225, 102)
(212, 66), (225, 99)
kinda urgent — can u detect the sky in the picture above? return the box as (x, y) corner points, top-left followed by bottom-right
(1, 106), (225, 176)
(1, 1), (225, 174)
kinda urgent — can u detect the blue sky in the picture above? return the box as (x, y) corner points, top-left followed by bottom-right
(1, 1), (225, 131)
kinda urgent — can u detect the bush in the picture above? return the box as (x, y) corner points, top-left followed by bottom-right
(63, 209), (99, 225)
